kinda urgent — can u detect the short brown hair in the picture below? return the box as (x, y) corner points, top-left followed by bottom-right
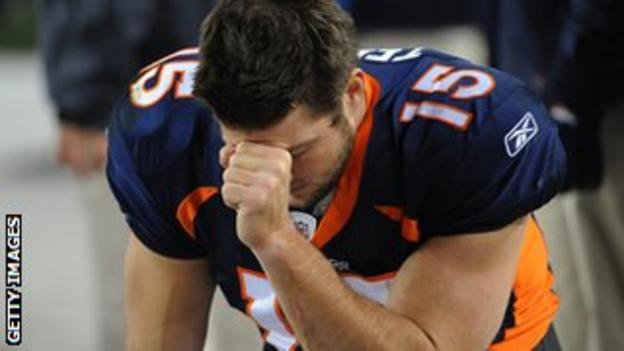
(193, 0), (358, 131)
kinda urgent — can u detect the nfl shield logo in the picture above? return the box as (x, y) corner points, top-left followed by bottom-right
(289, 211), (317, 241)
(504, 112), (540, 157)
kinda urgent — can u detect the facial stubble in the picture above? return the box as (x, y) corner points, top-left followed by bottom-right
(295, 115), (356, 210)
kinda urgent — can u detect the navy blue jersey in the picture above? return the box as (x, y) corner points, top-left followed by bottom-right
(107, 47), (566, 350)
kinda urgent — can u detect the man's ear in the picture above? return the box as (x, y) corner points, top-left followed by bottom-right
(342, 69), (367, 129)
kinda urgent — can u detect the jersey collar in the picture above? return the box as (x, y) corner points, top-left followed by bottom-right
(310, 72), (381, 248)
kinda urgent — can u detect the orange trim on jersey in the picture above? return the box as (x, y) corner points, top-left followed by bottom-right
(310, 72), (381, 249)
(176, 186), (218, 240)
(401, 218), (421, 242)
(375, 205), (404, 222)
(489, 216), (559, 351)
(375, 206), (421, 243)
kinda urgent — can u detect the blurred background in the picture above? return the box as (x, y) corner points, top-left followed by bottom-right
(1, 0), (622, 350)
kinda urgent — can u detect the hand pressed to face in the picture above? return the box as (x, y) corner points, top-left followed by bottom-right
(221, 142), (297, 249)
(218, 72), (368, 249)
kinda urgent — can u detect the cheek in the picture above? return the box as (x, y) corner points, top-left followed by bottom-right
(291, 156), (313, 183)
(292, 149), (335, 182)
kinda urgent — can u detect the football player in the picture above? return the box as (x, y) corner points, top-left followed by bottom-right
(107, 0), (566, 350)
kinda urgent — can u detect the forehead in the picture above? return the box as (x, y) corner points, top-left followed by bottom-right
(219, 105), (330, 147)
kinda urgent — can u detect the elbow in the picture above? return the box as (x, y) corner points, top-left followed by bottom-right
(383, 321), (439, 351)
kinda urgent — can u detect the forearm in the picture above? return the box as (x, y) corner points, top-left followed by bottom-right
(126, 279), (210, 351)
(125, 236), (213, 351)
(251, 229), (436, 351)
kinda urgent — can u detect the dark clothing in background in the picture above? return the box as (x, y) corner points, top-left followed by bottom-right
(481, 0), (624, 190)
(545, 0), (624, 190)
(546, 0), (624, 113)
(481, 0), (624, 111)
(353, 0), (479, 29)
(479, 0), (568, 93)
(480, 0), (624, 350)
(37, 0), (215, 129)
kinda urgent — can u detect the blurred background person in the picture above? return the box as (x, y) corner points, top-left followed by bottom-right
(35, 0), (272, 350)
(40, 0), (214, 176)
(481, 0), (624, 350)
(2, 0), (259, 350)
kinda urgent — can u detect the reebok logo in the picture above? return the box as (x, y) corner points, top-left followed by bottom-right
(505, 112), (539, 157)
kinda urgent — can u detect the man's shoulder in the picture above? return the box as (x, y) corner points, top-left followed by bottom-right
(362, 49), (565, 236)
(108, 47), (221, 177)
(361, 48), (543, 152)
(360, 47), (525, 116)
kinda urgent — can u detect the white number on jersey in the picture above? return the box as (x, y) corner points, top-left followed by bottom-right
(237, 268), (395, 351)
(400, 63), (496, 130)
(359, 48), (423, 63)
(129, 48), (200, 108)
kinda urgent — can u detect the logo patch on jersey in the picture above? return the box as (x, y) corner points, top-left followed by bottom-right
(289, 211), (317, 240)
(504, 112), (539, 157)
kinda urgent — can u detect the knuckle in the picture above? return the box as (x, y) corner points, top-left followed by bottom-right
(221, 183), (232, 195)
(274, 159), (290, 177)
(283, 150), (293, 164)
(228, 153), (240, 167)
(219, 148), (230, 167)
(280, 162), (291, 178)
(224, 167), (241, 183)
(236, 142), (249, 153)
(265, 175), (279, 189)
(222, 168), (232, 181)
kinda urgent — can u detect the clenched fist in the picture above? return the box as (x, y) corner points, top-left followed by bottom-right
(220, 142), (297, 250)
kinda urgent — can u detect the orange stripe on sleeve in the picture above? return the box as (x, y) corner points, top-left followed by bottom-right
(375, 205), (404, 221)
(401, 218), (421, 242)
(176, 186), (218, 239)
(489, 217), (559, 351)
(374, 206), (421, 242)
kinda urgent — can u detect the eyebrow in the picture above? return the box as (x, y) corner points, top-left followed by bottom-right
(288, 138), (316, 154)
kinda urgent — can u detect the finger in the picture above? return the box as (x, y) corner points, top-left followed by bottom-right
(219, 144), (236, 168)
(237, 141), (292, 161)
(222, 167), (258, 186)
(228, 152), (270, 172)
(221, 182), (249, 210)
(233, 145), (292, 178)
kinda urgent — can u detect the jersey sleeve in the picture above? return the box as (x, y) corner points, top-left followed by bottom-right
(405, 85), (567, 237)
(106, 100), (207, 259)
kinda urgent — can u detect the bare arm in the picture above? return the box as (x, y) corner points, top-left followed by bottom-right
(221, 141), (527, 350)
(125, 234), (215, 351)
(252, 217), (527, 351)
